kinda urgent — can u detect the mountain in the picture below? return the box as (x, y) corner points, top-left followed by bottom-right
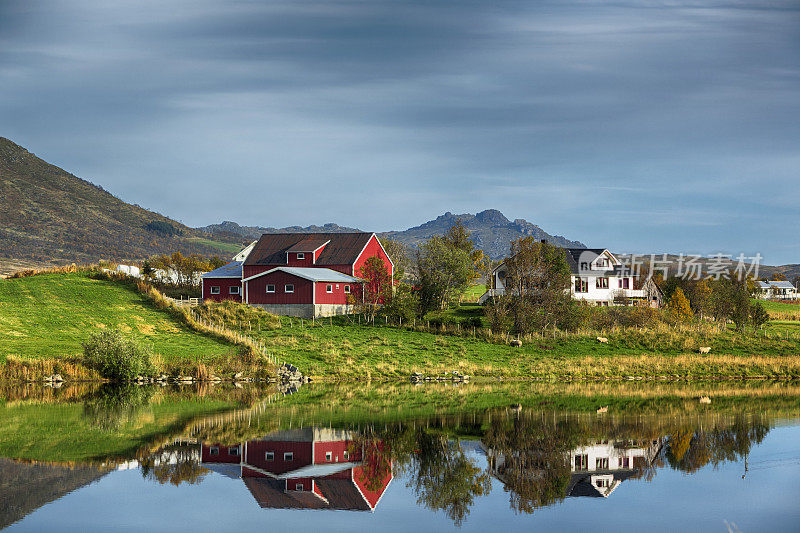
(0, 137), (240, 271)
(200, 210), (585, 260)
(198, 220), (362, 242)
(382, 209), (585, 259)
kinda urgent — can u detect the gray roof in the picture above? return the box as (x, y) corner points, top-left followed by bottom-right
(244, 267), (361, 283)
(565, 248), (628, 277)
(758, 280), (795, 289)
(201, 261), (243, 279)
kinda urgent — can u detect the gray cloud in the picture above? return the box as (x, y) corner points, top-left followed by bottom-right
(1, 0), (799, 262)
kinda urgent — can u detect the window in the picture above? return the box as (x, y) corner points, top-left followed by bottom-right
(229, 286), (240, 295)
(574, 278), (588, 293)
(344, 285), (350, 293)
(596, 277), (609, 289)
(343, 450), (349, 460)
(619, 278), (630, 289)
(326, 284), (333, 293)
(265, 452), (274, 461)
(210, 286), (220, 295)
(596, 457), (609, 469)
(284, 452), (293, 461)
(285, 284), (294, 293)
(596, 478), (610, 488)
(295, 483), (304, 492)
(266, 284), (275, 293)
(229, 446), (240, 456)
(620, 457), (630, 468)
(297, 253), (305, 260)
(210, 446), (219, 456)
(325, 452), (332, 461)
(574, 454), (588, 471)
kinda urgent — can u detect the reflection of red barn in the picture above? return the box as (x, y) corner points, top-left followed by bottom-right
(200, 428), (392, 512)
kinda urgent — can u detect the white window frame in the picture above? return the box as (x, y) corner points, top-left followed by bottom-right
(210, 446), (219, 456)
(325, 451), (332, 461)
(229, 286), (240, 295)
(284, 452), (294, 461)
(285, 284), (294, 293)
(296, 252), (305, 260)
(210, 286), (220, 295)
(229, 446), (240, 456)
(344, 285), (350, 294)
(266, 284), (275, 293)
(343, 450), (349, 460)
(295, 483), (304, 491)
(265, 451), (274, 461)
(326, 284), (333, 293)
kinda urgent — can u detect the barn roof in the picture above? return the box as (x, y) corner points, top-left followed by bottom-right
(245, 233), (374, 267)
(758, 280), (795, 289)
(242, 477), (372, 511)
(200, 261), (243, 279)
(242, 267), (362, 283)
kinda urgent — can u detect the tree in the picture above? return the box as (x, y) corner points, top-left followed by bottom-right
(350, 256), (392, 319)
(380, 283), (421, 322)
(750, 301), (769, 330)
(502, 237), (573, 333)
(691, 279), (713, 317)
(379, 238), (411, 282)
(415, 222), (481, 312)
(666, 287), (693, 323)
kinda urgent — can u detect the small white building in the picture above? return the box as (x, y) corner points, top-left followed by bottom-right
(480, 247), (661, 307)
(755, 280), (798, 300)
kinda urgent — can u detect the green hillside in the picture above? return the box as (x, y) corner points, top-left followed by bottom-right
(0, 273), (235, 362)
(0, 137), (241, 270)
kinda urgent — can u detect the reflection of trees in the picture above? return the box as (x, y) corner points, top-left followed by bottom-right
(347, 431), (392, 492)
(387, 427), (490, 527)
(140, 443), (208, 486)
(82, 384), (154, 430)
(482, 416), (580, 514)
(665, 415), (769, 473)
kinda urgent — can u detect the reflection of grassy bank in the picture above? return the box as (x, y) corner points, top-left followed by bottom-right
(185, 381), (800, 444)
(0, 385), (267, 463)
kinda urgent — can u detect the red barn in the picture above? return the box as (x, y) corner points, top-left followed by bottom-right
(200, 261), (243, 302)
(241, 232), (393, 318)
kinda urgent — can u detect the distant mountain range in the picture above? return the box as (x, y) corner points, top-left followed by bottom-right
(199, 210), (585, 260)
(1, 136), (796, 278)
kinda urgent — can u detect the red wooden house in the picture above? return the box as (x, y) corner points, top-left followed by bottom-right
(200, 261), (243, 302)
(241, 232), (392, 318)
(200, 427), (392, 511)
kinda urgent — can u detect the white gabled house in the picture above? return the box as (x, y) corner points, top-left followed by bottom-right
(755, 280), (798, 300)
(479, 247), (662, 307)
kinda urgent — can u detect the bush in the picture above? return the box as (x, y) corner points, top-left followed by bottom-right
(82, 330), (155, 382)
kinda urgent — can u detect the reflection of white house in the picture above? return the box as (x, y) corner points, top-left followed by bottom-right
(482, 438), (662, 500)
(567, 440), (661, 498)
(479, 247), (662, 307)
(755, 281), (798, 300)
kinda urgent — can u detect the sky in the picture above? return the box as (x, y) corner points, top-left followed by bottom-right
(1, 1), (799, 264)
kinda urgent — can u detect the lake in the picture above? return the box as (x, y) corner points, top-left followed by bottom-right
(1, 381), (799, 531)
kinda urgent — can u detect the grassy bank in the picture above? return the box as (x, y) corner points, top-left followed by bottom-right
(193, 302), (800, 380)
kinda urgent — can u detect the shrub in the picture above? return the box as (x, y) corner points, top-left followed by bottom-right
(82, 330), (155, 382)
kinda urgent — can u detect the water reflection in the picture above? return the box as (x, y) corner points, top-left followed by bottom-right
(0, 382), (797, 530)
(201, 428), (392, 511)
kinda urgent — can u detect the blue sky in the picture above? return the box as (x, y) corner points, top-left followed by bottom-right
(1, 1), (798, 263)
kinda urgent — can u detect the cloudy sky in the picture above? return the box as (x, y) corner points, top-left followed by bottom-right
(1, 0), (798, 263)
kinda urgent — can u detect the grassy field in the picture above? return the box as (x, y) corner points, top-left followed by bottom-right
(185, 237), (242, 255)
(199, 306), (800, 380)
(0, 273), (236, 363)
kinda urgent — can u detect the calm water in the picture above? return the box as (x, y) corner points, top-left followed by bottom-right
(2, 383), (800, 532)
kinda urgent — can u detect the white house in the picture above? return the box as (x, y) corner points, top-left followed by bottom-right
(479, 247), (661, 307)
(755, 280), (798, 300)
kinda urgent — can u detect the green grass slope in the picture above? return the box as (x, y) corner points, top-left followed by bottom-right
(0, 273), (235, 362)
